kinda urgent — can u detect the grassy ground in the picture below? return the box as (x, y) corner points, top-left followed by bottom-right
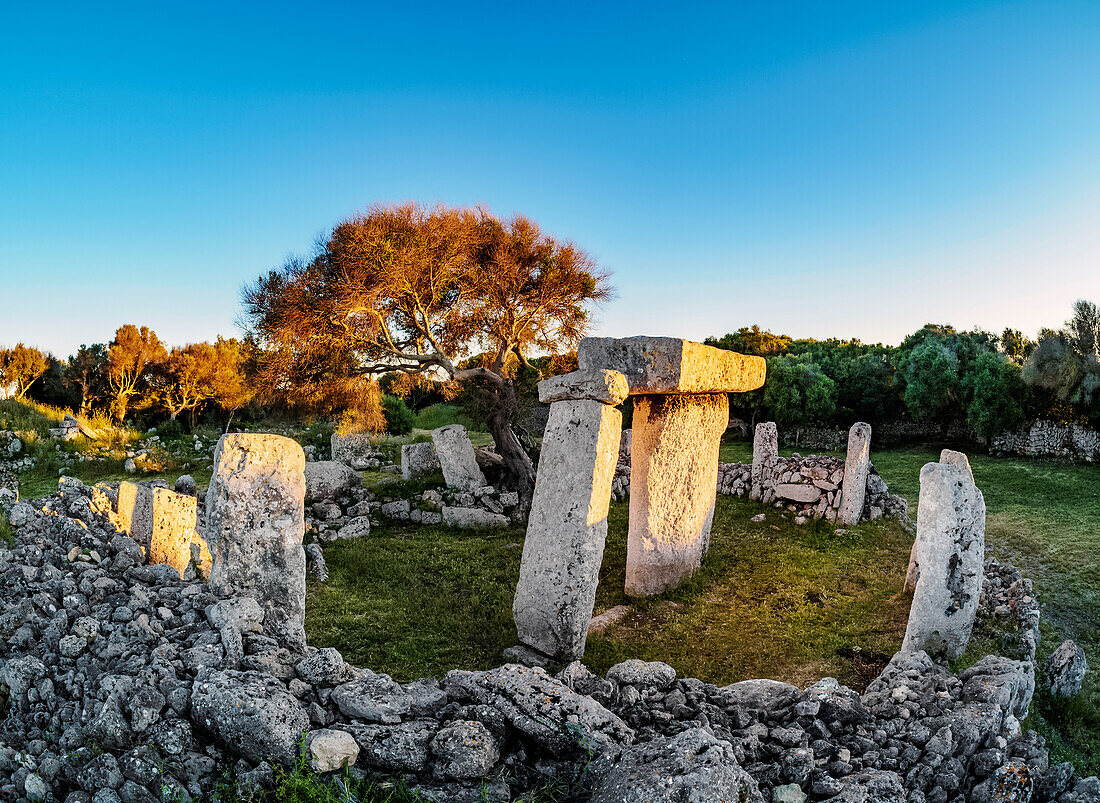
(723, 439), (1100, 772)
(305, 470), (913, 690)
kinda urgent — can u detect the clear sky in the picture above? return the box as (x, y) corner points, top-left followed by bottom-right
(2, 1), (1099, 358)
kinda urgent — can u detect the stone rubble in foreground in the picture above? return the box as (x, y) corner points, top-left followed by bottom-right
(2, 480), (1098, 803)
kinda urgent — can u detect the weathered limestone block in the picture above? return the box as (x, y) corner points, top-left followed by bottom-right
(537, 369), (630, 405)
(331, 432), (379, 466)
(117, 481), (153, 557)
(431, 425), (486, 491)
(626, 393), (728, 596)
(400, 442), (441, 480)
(206, 433), (307, 651)
(775, 484), (821, 503)
(940, 448), (974, 479)
(149, 487), (197, 578)
(514, 397), (622, 660)
(902, 461), (986, 659)
(579, 335), (765, 395)
(838, 422), (872, 526)
(751, 422), (778, 488)
(304, 461), (362, 502)
(440, 506), (508, 529)
(906, 449), (975, 590)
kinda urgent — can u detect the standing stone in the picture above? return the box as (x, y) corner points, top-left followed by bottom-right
(206, 434), (307, 651)
(579, 336), (764, 598)
(117, 482), (153, 558)
(514, 370), (627, 660)
(149, 488), (197, 578)
(431, 425), (486, 491)
(906, 449), (975, 590)
(902, 461), (986, 659)
(1044, 639), (1087, 697)
(626, 393), (728, 596)
(401, 442), (441, 480)
(751, 422), (778, 489)
(837, 422), (872, 526)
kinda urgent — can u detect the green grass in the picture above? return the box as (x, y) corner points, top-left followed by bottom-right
(305, 522), (526, 678)
(304, 493), (911, 689)
(411, 403), (483, 433)
(724, 437), (1100, 772)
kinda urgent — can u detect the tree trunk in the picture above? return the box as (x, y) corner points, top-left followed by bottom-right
(484, 378), (536, 514)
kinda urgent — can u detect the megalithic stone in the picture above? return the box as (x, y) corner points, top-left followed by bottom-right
(838, 422), (872, 526)
(905, 448), (975, 590)
(149, 487), (197, 578)
(626, 393), (729, 596)
(206, 433), (307, 652)
(431, 424), (487, 491)
(579, 336), (764, 598)
(117, 481), (153, 558)
(751, 422), (779, 488)
(513, 369), (628, 660)
(902, 461), (986, 660)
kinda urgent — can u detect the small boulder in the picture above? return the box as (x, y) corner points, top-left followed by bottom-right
(1044, 639), (1087, 698)
(304, 461), (362, 501)
(305, 728), (359, 772)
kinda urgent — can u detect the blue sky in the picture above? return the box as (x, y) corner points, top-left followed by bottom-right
(2, 1), (1099, 357)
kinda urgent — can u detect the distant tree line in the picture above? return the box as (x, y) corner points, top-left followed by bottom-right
(706, 299), (1100, 438)
(2, 325), (254, 432)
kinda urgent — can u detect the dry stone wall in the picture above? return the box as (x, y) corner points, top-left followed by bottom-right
(612, 436), (910, 527)
(2, 480), (1098, 802)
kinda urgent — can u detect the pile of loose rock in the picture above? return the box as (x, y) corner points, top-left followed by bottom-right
(3, 475), (1099, 803)
(303, 458), (520, 544)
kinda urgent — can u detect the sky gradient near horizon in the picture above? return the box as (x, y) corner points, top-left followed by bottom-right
(2, 1), (1099, 357)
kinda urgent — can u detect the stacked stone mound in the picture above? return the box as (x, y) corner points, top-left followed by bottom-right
(305, 466), (520, 543)
(978, 559), (1042, 663)
(3, 480), (1100, 802)
(613, 450), (909, 527)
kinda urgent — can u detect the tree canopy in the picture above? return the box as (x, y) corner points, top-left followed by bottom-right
(242, 202), (611, 497)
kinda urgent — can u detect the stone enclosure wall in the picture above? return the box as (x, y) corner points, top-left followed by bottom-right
(776, 418), (1100, 463)
(3, 471), (1097, 803)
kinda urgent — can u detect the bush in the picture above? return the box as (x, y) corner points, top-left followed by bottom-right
(411, 403), (480, 432)
(157, 418), (185, 440)
(382, 395), (415, 436)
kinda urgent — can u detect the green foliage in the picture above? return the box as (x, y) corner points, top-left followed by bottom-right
(411, 403), (481, 432)
(157, 418), (186, 439)
(381, 394), (415, 436)
(902, 339), (960, 422)
(1, 514), (12, 546)
(965, 352), (1024, 438)
(705, 325), (793, 356)
(762, 354), (837, 427)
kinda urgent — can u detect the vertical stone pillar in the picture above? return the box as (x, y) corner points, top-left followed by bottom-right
(149, 487), (197, 578)
(751, 422), (778, 494)
(206, 433), (307, 651)
(117, 481), (153, 557)
(431, 425), (487, 491)
(837, 422), (872, 526)
(902, 461), (985, 659)
(905, 449), (975, 590)
(578, 336), (766, 598)
(513, 369), (628, 660)
(627, 393), (729, 596)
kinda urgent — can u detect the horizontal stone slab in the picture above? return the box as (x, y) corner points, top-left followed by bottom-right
(578, 336), (765, 395)
(775, 483), (822, 503)
(538, 369), (630, 405)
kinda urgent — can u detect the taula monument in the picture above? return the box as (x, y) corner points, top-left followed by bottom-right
(513, 336), (765, 662)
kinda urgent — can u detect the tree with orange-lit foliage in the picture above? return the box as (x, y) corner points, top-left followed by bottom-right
(152, 337), (254, 430)
(242, 203), (612, 501)
(0, 343), (50, 399)
(107, 325), (167, 422)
